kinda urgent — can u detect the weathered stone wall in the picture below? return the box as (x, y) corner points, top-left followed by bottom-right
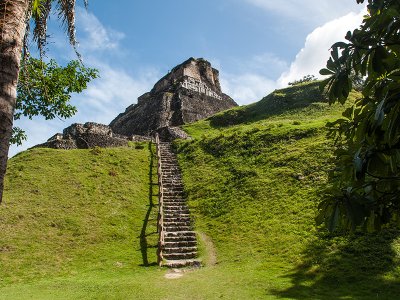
(179, 89), (236, 123)
(35, 122), (132, 150)
(110, 57), (237, 136)
(180, 76), (222, 99)
(157, 126), (190, 142)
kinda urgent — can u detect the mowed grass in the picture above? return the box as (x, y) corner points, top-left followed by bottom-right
(176, 81), (400, 299)
(1, 81), (400, 299)
(0, 145), (290, 299)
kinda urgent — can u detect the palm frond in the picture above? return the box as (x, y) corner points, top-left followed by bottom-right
(32, 0), (52, 58)
(24, 0), (89, 61)
(55, 0), (77, 47)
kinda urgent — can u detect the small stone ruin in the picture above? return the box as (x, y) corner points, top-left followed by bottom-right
(35, 122), (150, 150)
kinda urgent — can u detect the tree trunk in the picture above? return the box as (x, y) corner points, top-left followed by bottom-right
(0, 0), (29, 203)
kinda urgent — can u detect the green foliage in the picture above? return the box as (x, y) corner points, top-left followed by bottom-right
(288, 74), (317, 86)
(9, 127), (27, 146)
(14, 58), (98, 144)
(318, 0), (400, 231)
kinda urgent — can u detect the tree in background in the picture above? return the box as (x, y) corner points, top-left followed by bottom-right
(288, 75), (317, 86)
(0, 0), (90, 202)
(318, 0), (400, 231)
(12, 58), (98, 146)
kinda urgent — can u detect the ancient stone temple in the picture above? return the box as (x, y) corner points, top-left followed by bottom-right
(36, 58), (237, 150)
(109, 57), (237, 136)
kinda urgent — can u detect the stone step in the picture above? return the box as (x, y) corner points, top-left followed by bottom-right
(163, 246), (198, 254)
(164, 211), (190, 216)
(163, 203), (187, 207)
(163, 193), (185, 198)
(163, 201), (189, 210)
(163, 259), (201, 268)
(164, 213), (190, 219)
(162, 177), (181, 181)
(164, 231), (196, 238)
(163, 190), (184, 194)
(162, 184), (183, 188)
(161, 170), (180, 174)
(162, 185), (183, 188)
(163, 196), (186, 200)
(161, 171), (180, 175)
(163, 217), (192, 223)
(164, 221), (192, 227)
(163, 208), (189, 213)
(162, 178), (181, 181)
(164, 225), (193, 232)
(162, 185), (184, 189)
(164, 240), (197, 248)
(161, 160), (178, 163)
(163, 205), (188, 209)
(162, 191), (184, 195)
(163, 202), (187, 207)
(164, 236), (197, 243)
(163, 252), (197, 260)
(162, 196), (186, 200)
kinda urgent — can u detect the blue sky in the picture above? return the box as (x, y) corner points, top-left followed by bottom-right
(10, 0), (366, 156)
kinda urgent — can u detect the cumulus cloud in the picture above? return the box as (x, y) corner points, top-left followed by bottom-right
(218, 52), (287, 104)
(219, 7), (366, 103)
(75, 7), (125, 52)
(221, 73), (277, 105)
(9, 65), (158, 157)
(9, 9), (159, 157)
(277, 9), (365, 87)
(70, 63), (159, 125)
(245, 0), (362, 25)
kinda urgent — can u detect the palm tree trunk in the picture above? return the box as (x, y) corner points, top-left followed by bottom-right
(0, 0), (29, 202)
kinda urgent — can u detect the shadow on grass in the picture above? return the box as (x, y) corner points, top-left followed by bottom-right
(271, 229), (400, 299)
(139, 142), (158, 267)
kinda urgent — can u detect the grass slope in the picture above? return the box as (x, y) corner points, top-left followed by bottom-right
(1, 81), (399, 299)
(176, 81), (400, 299)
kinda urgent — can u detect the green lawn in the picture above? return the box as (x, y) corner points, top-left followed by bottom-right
(1, 82), (400, 299)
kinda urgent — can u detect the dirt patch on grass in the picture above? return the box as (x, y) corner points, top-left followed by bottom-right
(164, 269), (184, 279)
(198, 232), (217, 266)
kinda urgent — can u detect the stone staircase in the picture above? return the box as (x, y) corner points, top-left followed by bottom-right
(157, 140), (200, 268)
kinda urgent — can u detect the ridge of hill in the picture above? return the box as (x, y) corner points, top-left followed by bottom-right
(1, 81), (400, 299)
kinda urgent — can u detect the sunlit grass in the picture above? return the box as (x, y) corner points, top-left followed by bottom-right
(1, 82), (399, 299)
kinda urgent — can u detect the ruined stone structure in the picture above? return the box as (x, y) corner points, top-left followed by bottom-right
(35, 122), (150, 150)
(37, 57), (236, 150)
(110, 57), (237, 136)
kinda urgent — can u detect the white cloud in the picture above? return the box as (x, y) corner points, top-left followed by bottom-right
(219, 8), (366, 104)
(277, 9), (365, 87)
(240, 53), (288, 78)
(9, 9), (159, 157)
(76, 7), (125, 52)
(217, 52), (287, 104)
(70, 62), (159, 125)
(9, 65), (158, 157)
(221, 73), (277, 105)
(245, 0), (363, 25)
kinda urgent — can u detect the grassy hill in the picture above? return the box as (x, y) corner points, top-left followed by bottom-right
(1, 81), (400, 299)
